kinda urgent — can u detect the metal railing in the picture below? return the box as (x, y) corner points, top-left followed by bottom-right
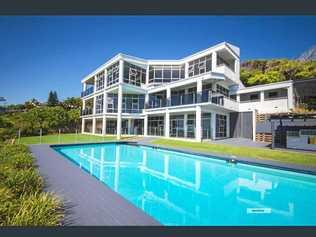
(81, 86), (94, 97)
(80, 108), (93, 116)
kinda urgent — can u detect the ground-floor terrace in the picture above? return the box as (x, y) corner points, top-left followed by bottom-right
(81, 105), (231, 141)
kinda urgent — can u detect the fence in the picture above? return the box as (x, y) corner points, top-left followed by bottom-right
(14, 128), (117, 145)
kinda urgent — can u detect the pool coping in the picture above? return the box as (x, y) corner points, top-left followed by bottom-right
(29, 143), (160, 226)
(135, 142), (316, 176)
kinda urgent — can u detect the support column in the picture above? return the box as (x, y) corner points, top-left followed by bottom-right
(116, 59), (124, 139)
(145, 65), (150, 86)
(92, 118), (96, 134)
(211, 112), (216, 140)
(236, 94), (240, 102)
(102, 116), (106, 135)
(166, 88), (171, 106)
(226, 113), (230, 138)
(185, 62), (189, 78)
(184, 113), (188, 138)
(196, 106), (202, 142)
(104, 69), (108, 88)
(212, 51), (217, 71)
(128, 118), (132, 135)
(165, 110), (170, 138)
(94, 75), (97, 91)
(81, 118), (85, 133)
(144, 115), (148, 136)
(287, 85), (294, 111)
(197, 79), (203, 103)
(93, 96), (97, 115)
(83, 82), (87, 91)
(145, 93), (149, 109)
(260, 91), (264, 102)
(117, 85), (123, 139)
(82, 99), (86, 110)
(103, 92), (107, 114)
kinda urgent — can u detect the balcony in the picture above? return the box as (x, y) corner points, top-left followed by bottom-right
(80, 108), (93, 116)
(147, 96), (167, 109)
(216, 64), (236, 81)
(81, 87), (94, 97)
(122, 108), (143, 114)
(146, 90), (239, 111)
(171, 93), (197, 106)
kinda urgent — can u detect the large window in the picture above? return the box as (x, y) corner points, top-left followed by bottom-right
(216, 84), (229, 97)
(122, 94), (144, 113)
(106, 94), (118, 113)
(148, 116), (164, 136)
(107, 62), (119, 86)
(95, 94), (104, 114)
(123, 62), (146, 86)
(188, 54), (212, 77)
(96, 71), (105, 91)
(149, 65), (185, 84)
(216, 114), (227, 138)
(170, 115), (184, 137)
(187, 114), (196, 138)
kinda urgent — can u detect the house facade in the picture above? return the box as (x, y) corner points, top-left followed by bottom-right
(80, 42), (294, 141)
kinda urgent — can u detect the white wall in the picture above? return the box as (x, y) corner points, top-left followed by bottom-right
(239, 98), (289, 113)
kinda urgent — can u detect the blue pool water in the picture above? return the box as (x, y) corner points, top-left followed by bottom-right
(54, 143), (316, 226)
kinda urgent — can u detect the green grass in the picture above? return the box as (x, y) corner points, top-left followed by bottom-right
(152, 138), (316, 168)
(0, 144), (63, 226)
(16, 133), (117, 145)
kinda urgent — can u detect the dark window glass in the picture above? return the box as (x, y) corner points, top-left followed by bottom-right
(250, 94), (259, 101)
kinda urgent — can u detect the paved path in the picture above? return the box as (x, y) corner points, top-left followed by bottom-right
(209, 138), (271, 148)
(30, 144), (160, 226)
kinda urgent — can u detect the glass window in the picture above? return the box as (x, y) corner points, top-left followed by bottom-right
(188, 53), (212, 77)
(123, 61), (146, 87)
(106, 94), (118, 113)
(216, 84), (229, 97)
(250, 94), (259, 101)
(148, 64), (185, 85)
(96, 71), (105, 91)
(216, 114), (227, 138)
(107, 62), (119, 86)
(148, 116), (164, 136)
(95, 94), (104, 114)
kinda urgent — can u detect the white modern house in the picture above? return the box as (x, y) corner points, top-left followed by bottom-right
(80, 42), (295, 141)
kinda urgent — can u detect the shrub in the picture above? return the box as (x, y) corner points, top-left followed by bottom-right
(0, 144), (63, 226)
(5, 192), (63, 226)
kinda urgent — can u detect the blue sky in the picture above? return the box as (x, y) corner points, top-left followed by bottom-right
(0, 16), (316, 104)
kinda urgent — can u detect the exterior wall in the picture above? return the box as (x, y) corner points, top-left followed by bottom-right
(239, 98), (289, 113)
(79, 42), (295, 142)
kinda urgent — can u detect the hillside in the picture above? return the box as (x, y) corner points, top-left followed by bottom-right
(297, 45), (316, 61)
(240, 59), (316, 87)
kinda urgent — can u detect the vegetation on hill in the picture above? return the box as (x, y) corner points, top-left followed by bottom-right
(240, 59), (316, 87)
(0, 144), (63, 225)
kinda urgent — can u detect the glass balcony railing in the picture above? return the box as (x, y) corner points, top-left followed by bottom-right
(144, 90), (240, 111)
(170, 93), (197, 106)
(147, 96), (167, 109)
(81, 87), (94, 97)
(80, 108), (93, 116)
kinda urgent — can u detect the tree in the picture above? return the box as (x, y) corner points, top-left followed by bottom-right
(47, 91), (59, 106)
(61, 97), (82, 110)
(24, 98), (40, 110)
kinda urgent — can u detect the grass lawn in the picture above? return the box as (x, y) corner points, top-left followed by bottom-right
(17, 133), (117, 145)
(152, 138), (316, 168)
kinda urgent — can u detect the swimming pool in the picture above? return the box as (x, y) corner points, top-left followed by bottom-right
(53, 143), (316, 226)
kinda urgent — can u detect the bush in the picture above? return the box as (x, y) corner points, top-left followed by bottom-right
(0, 144), (63, 226)
(4, 192), (63, 226)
